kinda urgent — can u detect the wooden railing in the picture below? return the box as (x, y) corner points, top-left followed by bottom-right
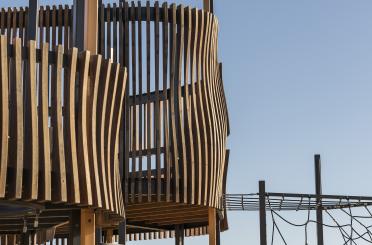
(0, 35), (127, 233)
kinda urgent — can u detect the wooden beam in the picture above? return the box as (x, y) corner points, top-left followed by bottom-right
(208, 208), (217, 245)
(80, 209), (95, 245)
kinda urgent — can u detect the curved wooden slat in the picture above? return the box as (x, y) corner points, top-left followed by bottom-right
(0, 35), (8, 198)
(64, 47), (80, 204)
(51, 44), (67, 203)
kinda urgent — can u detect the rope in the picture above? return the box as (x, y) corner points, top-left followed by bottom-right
(266, 196), (372, 245)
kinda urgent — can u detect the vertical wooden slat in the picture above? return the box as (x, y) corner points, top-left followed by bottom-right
(45, 6), (50, 44)
(162, 2), (171, 203)
(113, 3), (118, 62)
(154, 1), (161, 202)
(24, 39), (39, 200)
(106, 4), (111, 59)
(169, 3), (179, 203)
(124, 0), (130, 204)
(8, 37), (23, 199)
(87, 54), (103, 208)
(39, 6), (45, 44)
(184, 6), (195, 204)
(51, 44), (67, 202)
(176, 5), (187, 204)
(146, 1), (152, 203)
(63, 5), (69, 50)
(6, 8), (11, 43)
(0, 36), (8, 198)
(97, 60), (112, 210)
(0, 9), (5, 35)
(63, 48), (80, 204)
(137, 1), (143, 203)
(130, 1), (137, 203)
(57, 5), (63, 45)
(195, 9), (208, 206)
(11, 8), (17, 39)
(99, 2), (105, 56)
(51, 6), (56, 47)
(77, 51), (93, 205)
(38, 42), (51, 201)
(105, 63), (120, 211)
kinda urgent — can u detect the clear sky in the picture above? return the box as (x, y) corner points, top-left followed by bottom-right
(11, 0), (372, 244)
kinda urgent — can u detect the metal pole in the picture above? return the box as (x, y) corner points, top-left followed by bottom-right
(175, 225), (184, 245)
(315, 154), (324, 245)
(259, 181), (267, 245)
(216, 213), (221, 245)
(72, 0), (85, 50)
(27, 0), (39, 42)
(118, 220), (126, 245)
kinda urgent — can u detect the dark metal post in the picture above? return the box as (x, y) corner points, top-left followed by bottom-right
(175, 225), (184, 245)
(315, 154), (324, 245)
(259, 181), (267, 245)
(72, 0), (85, 50)
(27, 0), (39, 41)
(203, 0), (214, 13)
(118, 220), (126, 245)
(95, 228), (102, 245)
(69, 210), (81, 245)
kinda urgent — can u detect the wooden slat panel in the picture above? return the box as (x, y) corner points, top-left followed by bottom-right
(8, 37), (23, 199)
(77, 51), (93, 205)
(38, 42), (51, 201)
(0, 36), (8, 198)
(51, 44), (67, 202)
(63, 48), (80, 204)
(24, 39), (39, 200)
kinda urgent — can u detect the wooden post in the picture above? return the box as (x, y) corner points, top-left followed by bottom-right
(105, 229), (113, 243)
(175, 225), (184, 245)
(208, 208), (217, 245)
(73, 0), (98, 53)
(80, 209), (95, 245)
(259, 181), (267, 245)
(315, 155), (324, 245)
(27, 0), (39, 41)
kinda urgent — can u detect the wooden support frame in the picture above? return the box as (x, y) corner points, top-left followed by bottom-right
(80, 209), (95, 245)
(208, 208), (217, 245)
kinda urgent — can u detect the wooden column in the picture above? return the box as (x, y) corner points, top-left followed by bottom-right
(105, 229), (113, 243)
(73, 0), (98, 53)
(73, 1), (98, 244)
(81, 209), (95, 245)
(208, 208), (217, 245)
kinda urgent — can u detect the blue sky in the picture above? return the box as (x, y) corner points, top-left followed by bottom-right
(11, 0), (372, 244)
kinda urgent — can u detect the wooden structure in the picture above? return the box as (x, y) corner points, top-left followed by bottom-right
(0, 35), (127, 242)
(0, 0), (229, 244)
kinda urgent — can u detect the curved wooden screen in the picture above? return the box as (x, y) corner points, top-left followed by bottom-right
(99, 1), (230, 237)
(0, 35), (126, 234)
